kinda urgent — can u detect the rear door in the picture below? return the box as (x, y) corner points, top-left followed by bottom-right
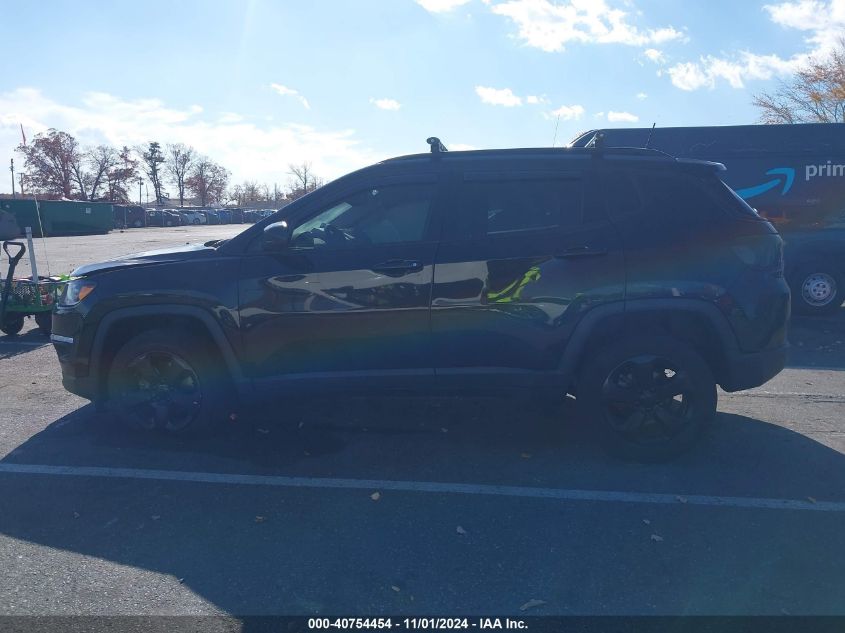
(431, 165), (625, 388)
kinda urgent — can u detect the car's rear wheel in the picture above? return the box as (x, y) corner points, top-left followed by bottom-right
(107, 329), (231, 434)
(578, 335), (716, 462)
(790, 263), (843, 316)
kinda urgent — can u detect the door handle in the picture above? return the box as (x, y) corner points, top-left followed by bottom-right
(372, 259), (423, 276)
(554, 246), (608, 259)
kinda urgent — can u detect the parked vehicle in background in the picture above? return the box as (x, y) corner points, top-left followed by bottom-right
(146, 209), (180, 227)
(51, 139), (789, 461)
(113, 205), (146, 229)
(176, 210), (206, 225)
(200, 210), (220, 225)
(570, 124), (845, 315)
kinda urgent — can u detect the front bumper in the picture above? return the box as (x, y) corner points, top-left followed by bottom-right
(720, 343), (788, 392)
(51, 308), (96, 401)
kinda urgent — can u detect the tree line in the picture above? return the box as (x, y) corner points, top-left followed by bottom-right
(15, 131), (322, 207)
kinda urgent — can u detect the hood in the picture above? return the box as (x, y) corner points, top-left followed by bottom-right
(71, 242), (217, 277)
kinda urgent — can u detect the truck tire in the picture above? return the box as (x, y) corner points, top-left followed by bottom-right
(1, 313), (24, 336)
(790, 263), (843, 316)
(107, 328), (232, 435)
(578, 335), (716, 462)
(35, 312), (52, 335)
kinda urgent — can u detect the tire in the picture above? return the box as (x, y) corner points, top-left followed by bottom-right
(107, 328), (232, 435)
(35, 312), (52, 335)
(1, 313), (24, 336)
(192, 218), (200, 225)
(789, 264), (843, 316)
(578, 335), (717, 462)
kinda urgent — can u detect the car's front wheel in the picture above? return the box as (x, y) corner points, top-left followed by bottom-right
(107, 329), (232, 434)
(578, 335), (716, 462)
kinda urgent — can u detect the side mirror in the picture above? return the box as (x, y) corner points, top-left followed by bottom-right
(262, 221), (290, 251)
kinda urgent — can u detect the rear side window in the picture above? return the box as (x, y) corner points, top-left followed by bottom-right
(605, 169), (751, 221)
(447, 177), (582, 240)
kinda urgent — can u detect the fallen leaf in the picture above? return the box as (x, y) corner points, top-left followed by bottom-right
(370, 492), (381, 501)
(151, 515), (161, 521)
(178, 578), (185, 584)
(228, 413), (238, 422)
(391, 585), (401, 592)
(642, 519), (651, 525)
(520, 452), (532, 459)
(650, 534), (664, 542)
(807, 496), (817, 504)
(456, 526), (467, 535)
(441, 428), (449, 433)
(520, 599), (546, 611)
(257, 428), (270, 434)
(676, 495), (688, 504)
(255, 516), (267, 523)
(73, 511), (80, 519)
(298, 421), (305, 429)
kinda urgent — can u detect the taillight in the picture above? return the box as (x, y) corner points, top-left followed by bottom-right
(732, 236), (784, 276)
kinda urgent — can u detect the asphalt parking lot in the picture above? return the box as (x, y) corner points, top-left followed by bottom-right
(0, 226), (844, 618)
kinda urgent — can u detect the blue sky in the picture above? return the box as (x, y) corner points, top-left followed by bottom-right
(1, 0), (842, 191)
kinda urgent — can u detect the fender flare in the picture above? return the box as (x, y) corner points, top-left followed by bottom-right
(90, 304), (245, 391)
(558, 298), (739, 383)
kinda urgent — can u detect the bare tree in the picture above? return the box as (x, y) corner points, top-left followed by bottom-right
(286, 161), (323, 201)
(105, 146), (139, 202)
(754, 39), (845, 123)
(140, 141), (166, 204)
(16, 129), (80, 198)
(187, 158), (230, 206)
(81, 145), (121, 200)
(165, 143), (196, 207)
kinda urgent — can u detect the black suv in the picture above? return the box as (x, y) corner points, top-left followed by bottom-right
(51, 139), (790, 461)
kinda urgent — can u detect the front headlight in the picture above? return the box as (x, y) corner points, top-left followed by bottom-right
(60, 279), (97, 306)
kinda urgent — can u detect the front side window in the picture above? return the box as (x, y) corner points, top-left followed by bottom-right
(448, 178), (582, 240)
(290, 183), (434, 249)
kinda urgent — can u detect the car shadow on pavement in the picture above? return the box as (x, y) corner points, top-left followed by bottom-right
(0, 329), (50, 360)
(787, 309), (845, 369)
(2, 401), (845, 617)
(1, 397), (845, 617)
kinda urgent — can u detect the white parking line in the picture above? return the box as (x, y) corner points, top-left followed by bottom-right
(0, 462), (843, 513)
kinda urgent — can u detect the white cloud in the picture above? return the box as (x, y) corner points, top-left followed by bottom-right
(369, 97), (402, 111)
(475, 85), (523, 106)
(665, 0), (845, 91)
(548, 104), (585, 120)
(218, 112), (244, 124)
(0, 88), (378, 189)
(269, 83), (310, 109)
(643, 48), (665, 63)
(416, 0), (471, 12)
(636, 92), (648, 100)
(487, 0), (684, 52)
(607, 110), (639, 122)
(525, 94), (550, 104)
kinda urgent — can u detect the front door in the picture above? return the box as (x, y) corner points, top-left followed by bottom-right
(239, 175), (441, 390)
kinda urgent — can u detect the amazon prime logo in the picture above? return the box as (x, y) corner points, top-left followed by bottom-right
(735, 167), (795, 200)
(805, 161), (845, 180)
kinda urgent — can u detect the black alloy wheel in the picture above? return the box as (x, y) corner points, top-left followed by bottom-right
(579, 335), (717, 461)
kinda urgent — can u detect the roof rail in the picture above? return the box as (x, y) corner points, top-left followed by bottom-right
(426, 137), (448, 154)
